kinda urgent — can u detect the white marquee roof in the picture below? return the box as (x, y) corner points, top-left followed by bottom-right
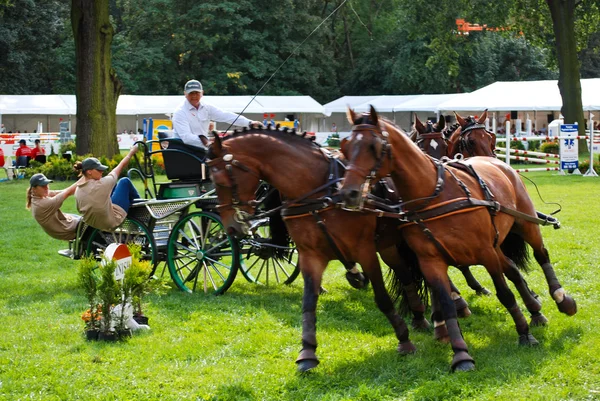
(0, 94), (324, 115)
(391, 93), (462, 112)
(437, 78), (600, 112)
(323, 95), (381, 115)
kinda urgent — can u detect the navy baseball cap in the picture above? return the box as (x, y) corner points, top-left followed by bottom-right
(184, 80), (203, 94)
(82, 157), (108, 171)
(30, 173), (53, 187)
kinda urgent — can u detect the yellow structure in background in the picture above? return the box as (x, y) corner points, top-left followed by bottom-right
(151, 119), (172, 151)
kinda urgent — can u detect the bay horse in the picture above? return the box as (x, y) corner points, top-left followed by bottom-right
(340, 105), (577, 371)
(447, 111), (497, 158)
(207, 126), (428, 372)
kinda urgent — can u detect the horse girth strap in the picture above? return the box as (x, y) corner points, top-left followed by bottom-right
(311, 211), (356, 271)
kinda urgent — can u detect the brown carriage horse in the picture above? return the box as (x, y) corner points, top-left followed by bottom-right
(411, 113), (495, 296)
(340, 105), (577, 371)
(207, 126), (432, 372)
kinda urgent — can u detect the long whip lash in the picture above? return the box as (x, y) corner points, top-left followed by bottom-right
(225, 0), (349, 131)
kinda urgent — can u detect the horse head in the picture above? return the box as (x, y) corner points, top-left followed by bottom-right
(448, 110), (496, 158)
(341, 105), (392, 209)
(207, 132), (262, 239)
(413, 115), (449, 159)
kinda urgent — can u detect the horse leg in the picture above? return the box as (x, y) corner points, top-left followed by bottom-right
(456, 265), (492, 295)
(424, 269), (475, 371)
(430, 289), (449, 343)
(518, 223), (577, 315)
(487, 252), (538, 346)
(501, 255), (548, 327)
(345, 263), (370, 289)
(379, 246), (430, 331)
(449, 278), (471, 318)
(295, 255), (326, 373)
(361, 252), (416, 355)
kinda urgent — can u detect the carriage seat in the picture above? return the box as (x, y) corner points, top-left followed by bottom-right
(157, 131), (207, 182)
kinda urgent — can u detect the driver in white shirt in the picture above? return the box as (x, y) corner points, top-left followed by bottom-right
(172, 79), (262, 149)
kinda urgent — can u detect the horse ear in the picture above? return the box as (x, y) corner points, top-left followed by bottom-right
(340, 137), (349, 158)
(437, 115), (445, 130)
(212, 133), (223, 156)
(346, 106), (358, 125)
(369, 105), (379, 125)
(478, 109), (488, 124)
(415, 115), (425, 134)
(454, 112), (467, 127)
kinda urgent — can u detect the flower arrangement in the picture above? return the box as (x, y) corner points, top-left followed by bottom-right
(77, 244), (166, 341)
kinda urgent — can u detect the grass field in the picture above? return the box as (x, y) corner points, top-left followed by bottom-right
(0, 173), (599, 400)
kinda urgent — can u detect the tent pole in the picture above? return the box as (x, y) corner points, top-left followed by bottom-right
(135, 115), (139, 133)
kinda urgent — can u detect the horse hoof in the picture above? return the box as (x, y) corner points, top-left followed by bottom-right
(451, 351), (475, 372)
(434, 325), (450, 343)
(476, 287), (492, 296)
(454, 297), (471, 318)
(296, 359), (320, 373)
(530, 314), (549, 327)
(557, 296), (577, 316)
(345, 271), (369, 290)
(411, 318), (431, 331)
(397, 341), (417, 355)
(453, 360), (476, 372)
(518, 333), (539, 346)
(457, 306), (472, 318)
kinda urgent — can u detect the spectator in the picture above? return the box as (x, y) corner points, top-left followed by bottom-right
(26, 173), (80, 241)
(294, 118), (300, 131)
(1, 123), (5, 133)
(31, 139), (46, 160)
(74, 145), (139, 231)
(331, 123), (337, 133)
(172, 79), (261, 150)
(15, 139), (33, 158)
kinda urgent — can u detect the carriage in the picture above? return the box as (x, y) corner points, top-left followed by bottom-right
(59, 134), (300, 294)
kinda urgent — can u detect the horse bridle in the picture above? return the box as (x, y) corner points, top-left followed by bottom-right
(207, 154), (262, 233)
(456, 120), (494, 156)
(345, 123), (392, 208)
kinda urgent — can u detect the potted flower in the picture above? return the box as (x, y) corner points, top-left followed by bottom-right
(97, 259), (119, 341)
(77, 257), (101, 340)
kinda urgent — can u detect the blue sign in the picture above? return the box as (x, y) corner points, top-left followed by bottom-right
(560, 123), (578, 170)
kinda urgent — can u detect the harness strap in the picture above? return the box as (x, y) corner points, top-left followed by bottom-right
(311, 211), (356, 271)
(413, 219), (458, 266)
(499, 205), (561, 228)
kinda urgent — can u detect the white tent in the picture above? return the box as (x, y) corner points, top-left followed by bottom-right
(437, 79), (600, 112)
(354, 95), (418, 112)
(0, 94), (325, 133)
(323, 95), (381, 116)
(392, 94), (462, 112)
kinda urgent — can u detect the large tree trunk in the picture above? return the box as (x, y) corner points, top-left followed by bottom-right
(546, 0), (586, 137)
(72, 0), (121, 157)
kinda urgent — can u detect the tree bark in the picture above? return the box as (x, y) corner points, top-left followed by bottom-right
(72, 0), (121, 157)
(546, 0), (586, 137)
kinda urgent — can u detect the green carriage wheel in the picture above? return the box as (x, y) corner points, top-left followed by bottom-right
(167, 211), (239, 295)
(238, 222), (301, 285)
(85, 217), (158, 270)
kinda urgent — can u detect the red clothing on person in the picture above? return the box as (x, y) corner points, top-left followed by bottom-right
(31, 147), (46, 159)
(0, 148), (4, 167)
(15, 144), (33, 158)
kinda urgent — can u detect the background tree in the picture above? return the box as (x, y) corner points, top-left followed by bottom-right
(72, 0), (121, 157)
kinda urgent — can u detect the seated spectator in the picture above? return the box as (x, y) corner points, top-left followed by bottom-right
(74, 145), (139, 231)
(31, 139), (46, 160)
(15, 139), (32, 158)
(26, 173), (80, 241)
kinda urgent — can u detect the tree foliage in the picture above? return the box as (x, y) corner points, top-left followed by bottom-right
(0, 0), (598, 111)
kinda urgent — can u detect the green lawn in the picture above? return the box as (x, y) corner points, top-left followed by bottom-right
(0, 173), (599, 400)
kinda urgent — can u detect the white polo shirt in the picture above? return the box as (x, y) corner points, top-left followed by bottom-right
(172, 99), (252, 148)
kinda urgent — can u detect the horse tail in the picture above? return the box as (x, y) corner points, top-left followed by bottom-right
(500, 232), (531, 272)
(263, 188), (290, 259)
(386, 241), (429, 317)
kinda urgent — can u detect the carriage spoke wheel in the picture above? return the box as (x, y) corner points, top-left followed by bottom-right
(167, 212), (239, 295)
(239, 222), (300, 285)
(85, 218), (157, 271)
